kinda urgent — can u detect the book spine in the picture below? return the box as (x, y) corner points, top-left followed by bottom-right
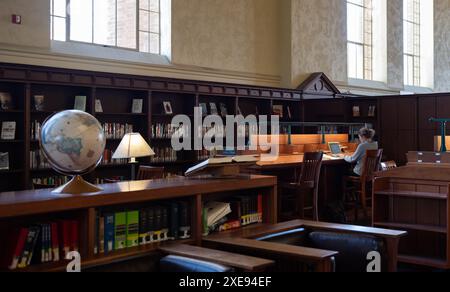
(104, 214), (115, 253)
(9, 228), (28, 270)
(126, 211), (140, 248)
(114, 212), (127, 250)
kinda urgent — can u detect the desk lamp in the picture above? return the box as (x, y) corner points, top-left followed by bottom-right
(112, 133), (155, 180)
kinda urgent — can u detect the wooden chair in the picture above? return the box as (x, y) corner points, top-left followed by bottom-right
(342, 149), (383, 221)
(381, 161), (397, 171)
(280, 152), (324, 221)
(136, 166), (165, 180)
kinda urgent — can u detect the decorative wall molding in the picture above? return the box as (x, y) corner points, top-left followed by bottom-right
(0, 43), (281, 88)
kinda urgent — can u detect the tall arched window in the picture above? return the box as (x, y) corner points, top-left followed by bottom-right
(403, 0), (434, 88)
(50, 0), (170, 55)
(347, 0), (387, 83)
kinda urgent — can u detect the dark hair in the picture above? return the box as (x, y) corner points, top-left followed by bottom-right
(358, 128), (375, 140)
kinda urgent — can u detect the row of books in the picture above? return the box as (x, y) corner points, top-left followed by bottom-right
(101, 149), (128, 165)
(102, 123), (134, 140)
(32, 176), (70, 187)
(94, 202), (191, 254)
(8, 220), (79, 270)
(149, 147), (178, 163)
(151, 123), (189, 139)
(30, 150), (50, 170)
(203, 194), (263, 235)
(30, 121), (42, 141)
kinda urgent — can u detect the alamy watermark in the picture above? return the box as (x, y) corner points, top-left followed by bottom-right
(170, 107), (280, 161)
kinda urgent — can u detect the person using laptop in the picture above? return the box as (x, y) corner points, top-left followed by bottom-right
(344, 128), (378, 176)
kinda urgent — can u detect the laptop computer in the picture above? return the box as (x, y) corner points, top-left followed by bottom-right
(328, 142), (342, 156)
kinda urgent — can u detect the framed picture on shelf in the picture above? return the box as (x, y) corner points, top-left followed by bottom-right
(74, 96), (87, 112)
(368, 105), (376, 117)
(163, 101), (173, 115)
(1, 121), (16, 140)
(132, 99), (144, 114)
(33, 95), (45, 111)
(199, 103), (208, 117)
(0, 152), (9, 170)
(220, 103), (228, 117)
(0, 92), (13, 110)
(352, 106), (361, 117)
(210, 103), (219, 115)
(272, 105), (283, 118)
(95, 99), (103, 113)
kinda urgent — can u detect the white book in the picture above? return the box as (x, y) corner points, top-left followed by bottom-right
(1, 121), (16, 140)
(204, 202), (232, 227)
(74, 96), (87, 111)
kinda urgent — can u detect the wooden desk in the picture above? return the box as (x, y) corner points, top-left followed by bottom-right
(0, 175), (278, 272)
(250, 154), (353, 220)
(204, 219), (406, 272)
(373, 163), (450, 269)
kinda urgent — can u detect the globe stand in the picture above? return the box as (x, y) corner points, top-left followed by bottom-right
(52, 175), (103, 195)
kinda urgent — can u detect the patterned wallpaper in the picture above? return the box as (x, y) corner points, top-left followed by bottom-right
(435, 0), (450, 92)
(290, 0), (348, 87)
(387, 0), (404, 90)
(171, 0), (281, 77)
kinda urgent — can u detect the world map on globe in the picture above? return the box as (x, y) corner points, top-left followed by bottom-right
(40, 110), (106, 175)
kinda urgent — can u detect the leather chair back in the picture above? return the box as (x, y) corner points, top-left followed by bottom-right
(160, 255), (234, 272)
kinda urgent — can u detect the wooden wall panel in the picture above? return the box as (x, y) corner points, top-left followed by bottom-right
(397, 98), (417, 130)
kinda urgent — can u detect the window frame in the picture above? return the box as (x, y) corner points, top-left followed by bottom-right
(347, 0), (374, 81)
(403, 0), (421, 87)
(50, 0), (162, 55)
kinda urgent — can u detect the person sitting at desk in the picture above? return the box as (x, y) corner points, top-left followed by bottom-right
(344, 128), (378, 176)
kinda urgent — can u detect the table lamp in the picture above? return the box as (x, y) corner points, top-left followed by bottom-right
(112, 133), (155, 180)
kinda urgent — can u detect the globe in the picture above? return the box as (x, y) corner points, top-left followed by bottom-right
(40, 110), (106, 176)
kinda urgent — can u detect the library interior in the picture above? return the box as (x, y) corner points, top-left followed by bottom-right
(0, 0), (449, 274)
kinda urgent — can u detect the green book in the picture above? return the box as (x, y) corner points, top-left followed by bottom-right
(126, 211), (140, 248)
(114, 212), (127, 250)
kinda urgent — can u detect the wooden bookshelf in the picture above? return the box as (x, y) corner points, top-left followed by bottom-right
(373, 161), (450, 269)
(0, 175), (277, 272)
(0, 63), (310, 192)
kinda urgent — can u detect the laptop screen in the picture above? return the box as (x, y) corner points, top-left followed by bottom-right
(329, 143), (341, 155)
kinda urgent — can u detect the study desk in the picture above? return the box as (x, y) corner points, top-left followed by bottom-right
(249, 153), (354, 220)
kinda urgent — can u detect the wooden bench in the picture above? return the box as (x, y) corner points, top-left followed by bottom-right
(158, 244), (275, 272)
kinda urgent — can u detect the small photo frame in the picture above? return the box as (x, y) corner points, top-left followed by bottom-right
(132, 99), (143, 114)
(33, 95), (45, 111)
(0, 92), (13, 110)
(163, 101), (173, 115)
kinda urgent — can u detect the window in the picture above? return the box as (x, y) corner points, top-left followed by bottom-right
(403, 0), (421, 87)
(50, 0), (162, 55)
(347, 0), (373, 80)
(403, 0), (434, 89)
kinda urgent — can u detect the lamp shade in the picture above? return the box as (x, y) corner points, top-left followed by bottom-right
(112, 133), (155, 159)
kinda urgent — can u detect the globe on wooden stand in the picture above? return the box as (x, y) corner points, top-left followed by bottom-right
(40, 110), (106, 195)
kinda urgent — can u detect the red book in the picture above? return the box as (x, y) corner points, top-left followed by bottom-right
(257, 194), (263, 223)
(9, 228), (28, 270)
(70, 220), (79, 252)
(59, 220), (70, 258)
(51, 223), (60, 262)
(257, 194), (263, 214)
